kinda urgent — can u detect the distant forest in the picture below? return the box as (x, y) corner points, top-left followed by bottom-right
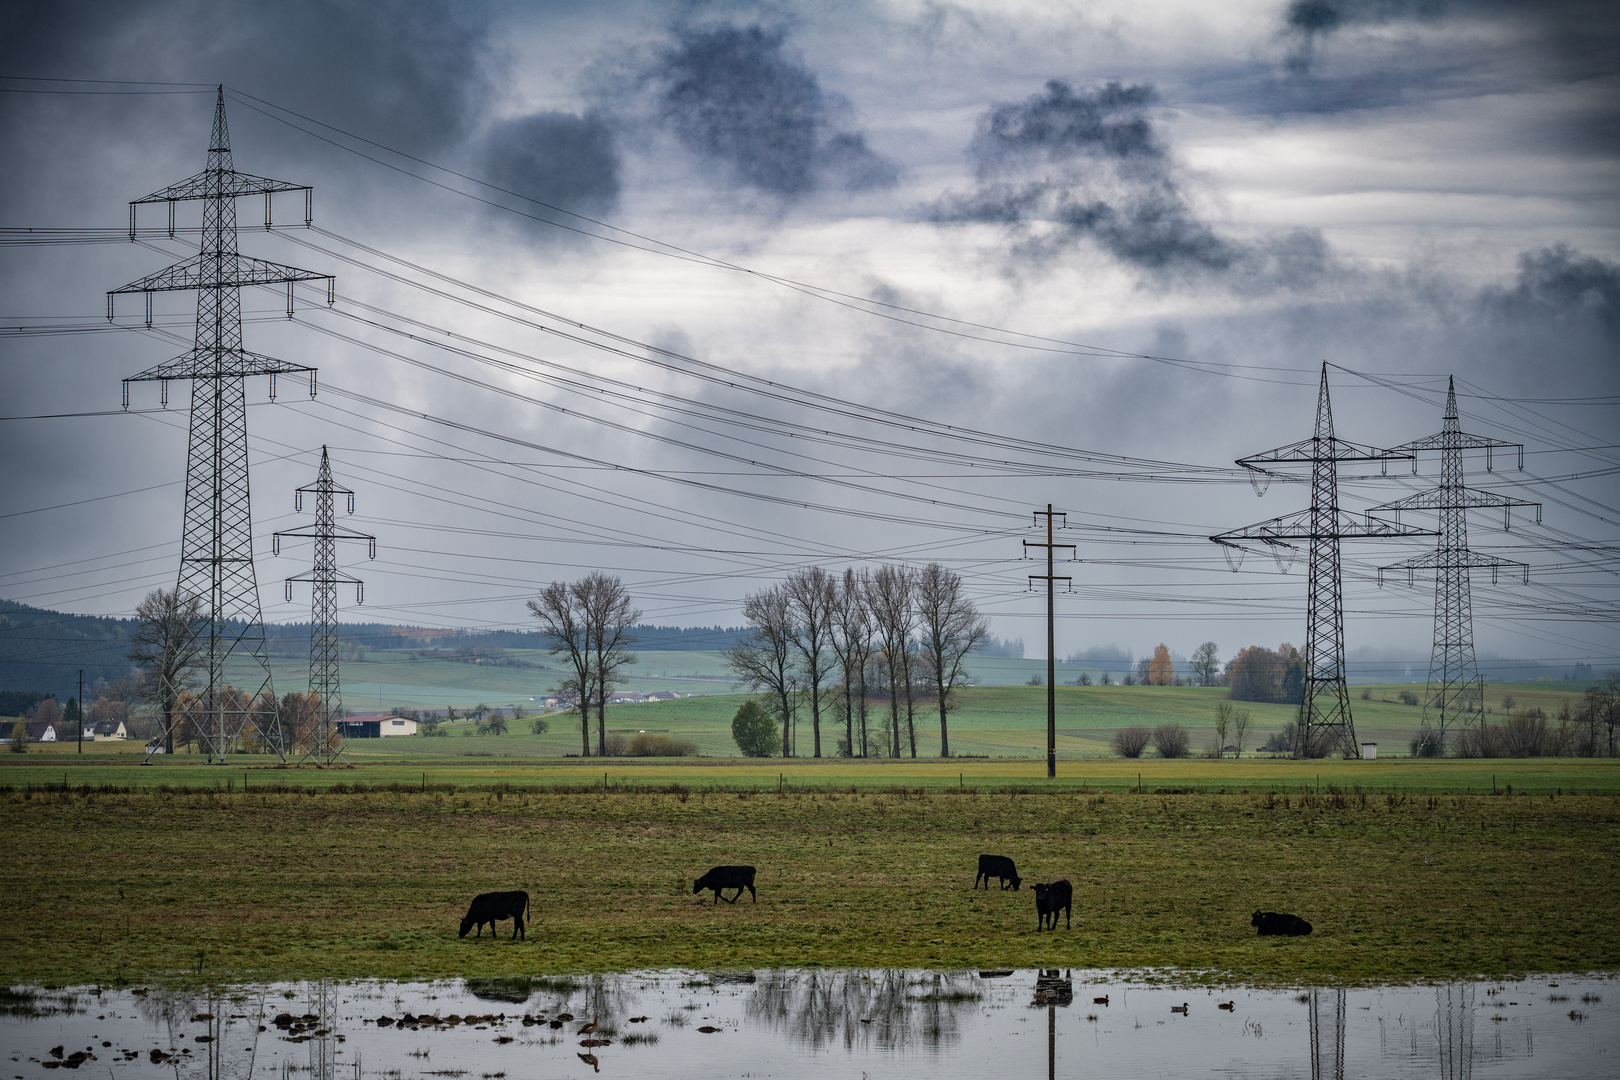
(0, 600), (751, 698)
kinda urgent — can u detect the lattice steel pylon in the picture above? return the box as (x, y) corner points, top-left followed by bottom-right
(1370, 377), (1538, 754)
(1213, 364), (1434, 759)
(274, 447), (375, 764)
(111, 88), (334, 763)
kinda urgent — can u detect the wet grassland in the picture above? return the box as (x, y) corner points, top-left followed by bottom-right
(1, 780), (1616, 988)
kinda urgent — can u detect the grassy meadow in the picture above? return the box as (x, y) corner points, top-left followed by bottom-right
(1, 783), (1616, 988)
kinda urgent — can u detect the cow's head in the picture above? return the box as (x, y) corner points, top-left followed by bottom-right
(1010, 874), (1022, 891)
(1032, 882), (1049, 901)
(692, 879), (704, 895)
(458, 916), (475, 938)
(1250, 911), (1263, 927)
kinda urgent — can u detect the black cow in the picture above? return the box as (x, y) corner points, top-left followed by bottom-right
(1251, 910), (1312, 937)
(459, 890), (529, 939)
(694, 865), (756, 904)
(1034, 879), (1072, 931)
(975, 854), (1021, 891)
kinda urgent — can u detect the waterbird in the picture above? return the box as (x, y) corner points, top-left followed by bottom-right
(1093, 995), (1109, 1006)
(1218, 1002), (1235, 1012)
(577, 1017), (598, 1036)
(1171, 1003), (1189, 1015)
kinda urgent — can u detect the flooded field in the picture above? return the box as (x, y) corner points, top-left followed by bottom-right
(1, 969), (1613, 1079)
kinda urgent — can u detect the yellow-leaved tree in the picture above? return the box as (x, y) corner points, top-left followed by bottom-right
(1148, 643), (1175, 686)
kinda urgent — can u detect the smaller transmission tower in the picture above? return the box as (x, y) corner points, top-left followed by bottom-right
(1213, 365), (1432, 759)
(1371, 377), (1538, 753)
(274, 447), (375, 764)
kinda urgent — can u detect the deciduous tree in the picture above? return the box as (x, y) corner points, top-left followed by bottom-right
(1148, 644), (1174, 686)
(726, 584), (798, 756)
(1190, 641), (1220, 687)
(866, 564), (917, 758)
(828, 568), (873, 757)
(529, 581), (594, 756)
(580, 572), (640, 756)
(785, 566), (837, 758)
(128, 588), (206, 755)
(914, 562), (988, 758)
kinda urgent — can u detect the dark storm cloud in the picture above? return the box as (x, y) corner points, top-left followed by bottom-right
(643, 24), (898, 197)
(1479, 245), (1620, 339)
(0, 0), (494, 157)
(1264, 0), (1619, 140)
(481, 111), (622, 218)
(1281, 0), (1448, 75)
(934, 80), (1343, 286)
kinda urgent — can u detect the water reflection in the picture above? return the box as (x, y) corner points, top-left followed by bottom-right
(746, 969), (979, 1052)
(1308, 988), (1346, 1080)
(0, 970), (1611, 1079)
(1436, 983), (1475, 1080)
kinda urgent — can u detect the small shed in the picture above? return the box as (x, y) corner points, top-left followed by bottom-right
(339, 714), (417, 737)
(1360, 742), (1378, 760)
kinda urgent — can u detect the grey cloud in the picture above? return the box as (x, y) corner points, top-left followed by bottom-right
(481, 111), (621, 219)
(1282, 1), (1449, 74)
(644, 24), (898, 197)
(1479, 244), (1620, 340)
(935, 80), (1344, 284)
(0, 0), (494, 158)
(968, 80), (1164, 175)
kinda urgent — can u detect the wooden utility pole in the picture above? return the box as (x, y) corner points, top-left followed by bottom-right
(1025, 505), (1074, 779)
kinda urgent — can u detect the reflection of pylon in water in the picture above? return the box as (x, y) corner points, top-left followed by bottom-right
(274, 447), (375, 765)
(1213, 365), (1432, 759)
(1308, 988), (1346, 1080)
(1371, 378), (1538, 755)
(112, 88), (334, 763)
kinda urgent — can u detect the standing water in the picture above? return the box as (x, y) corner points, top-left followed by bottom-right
(0, 969), (1612, 1078)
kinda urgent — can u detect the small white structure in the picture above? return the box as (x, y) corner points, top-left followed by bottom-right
(339, 714), (419, 737)
(1361, 742), (1378, 760)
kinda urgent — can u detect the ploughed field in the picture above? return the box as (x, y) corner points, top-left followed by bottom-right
(1, 783), (1616, 986)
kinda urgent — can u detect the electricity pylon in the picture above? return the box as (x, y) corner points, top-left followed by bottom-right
(1213, 364), (1432, 759)
(274, 447), (376, 765)
(112, 87), (334, 763)
(1370, 377), (1538, 754)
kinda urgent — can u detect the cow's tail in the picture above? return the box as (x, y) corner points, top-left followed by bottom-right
(524, 892), (531, 925)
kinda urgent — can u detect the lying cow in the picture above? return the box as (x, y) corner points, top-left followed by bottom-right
(1034, 879), (1072, 931)
(694, 865), (757, 904)
(459, 890), (530, 940)
(1251, 910), (1312, 937)
(975, 854), (1022, 891)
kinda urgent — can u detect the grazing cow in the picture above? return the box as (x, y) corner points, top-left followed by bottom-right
(1251, 910), (1312, 937)
(975, 854), (1022, 891)
(459, 890), (529, 940)
(1034, 879), (1072, 931)
(694, 865), (757, 904)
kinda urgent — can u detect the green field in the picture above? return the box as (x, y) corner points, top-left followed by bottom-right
(1, 782), (1615, 988)
(63, 678), (1599, 764)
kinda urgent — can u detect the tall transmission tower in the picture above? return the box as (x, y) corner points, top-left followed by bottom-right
(274, 447), (376, 765)
(111, 88), (334, 763)
(1213, 364), (1432, 759)
(1370, 377), (1538, 753)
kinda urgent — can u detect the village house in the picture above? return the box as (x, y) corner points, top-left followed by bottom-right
(1, 721), (59, 743)
(89, 718), (128, 741)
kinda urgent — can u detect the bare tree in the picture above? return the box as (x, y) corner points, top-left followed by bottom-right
(580, 572), (640, 757)
(785, 566), (837, 758)
(828, 568), (874, 757)
(1231, 708), (1252, 757)
(1190, 641), (1220, 687)
(726, 583), (799, 757)
(529, 581), (594, 756)
(866, 564), (917, 758)
(128, 588), (206, 755)
(914, 562), (988, 759)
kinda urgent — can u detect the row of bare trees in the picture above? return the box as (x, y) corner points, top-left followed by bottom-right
(725, 563), (988, 758)
(527, 572), (640, 757)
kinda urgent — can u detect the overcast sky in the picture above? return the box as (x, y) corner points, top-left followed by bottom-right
(2, 0), (1616, 671)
